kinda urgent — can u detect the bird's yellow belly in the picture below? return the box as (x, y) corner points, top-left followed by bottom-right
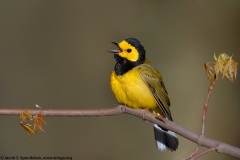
(110, 68), (157, 110)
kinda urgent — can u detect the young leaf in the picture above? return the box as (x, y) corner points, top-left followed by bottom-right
(34, 114), (46, 131)
(19, 108), (47, 136)
(215, 54), (238, 82)
(20, 109), (33, 121)
(206, 53), (238, 82)
(20, 122), (37, 135)
(205, 63), (215, 81)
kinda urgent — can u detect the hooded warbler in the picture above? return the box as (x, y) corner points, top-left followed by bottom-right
(109, 38), (179, 151)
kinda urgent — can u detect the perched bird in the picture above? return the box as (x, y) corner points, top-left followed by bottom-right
(109, 38), (179, 151)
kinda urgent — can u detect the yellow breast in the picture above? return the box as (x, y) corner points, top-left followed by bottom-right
(110, 66), (157, 110)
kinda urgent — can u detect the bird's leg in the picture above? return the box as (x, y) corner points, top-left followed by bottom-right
(155, 115), (166, 123)
(140, 109), (150, 120)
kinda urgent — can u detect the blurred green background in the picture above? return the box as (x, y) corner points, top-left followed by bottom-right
(0, 0), (240, 160)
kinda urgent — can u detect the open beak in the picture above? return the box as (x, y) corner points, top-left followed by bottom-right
(108, 42), (122, 53)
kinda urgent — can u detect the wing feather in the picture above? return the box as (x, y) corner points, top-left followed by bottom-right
(138, 64), (172, 120)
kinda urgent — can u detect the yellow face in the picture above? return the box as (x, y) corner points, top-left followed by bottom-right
(117, 40), (139, 62)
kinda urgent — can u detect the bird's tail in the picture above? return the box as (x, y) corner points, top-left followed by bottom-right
(153, 124), (179, 151)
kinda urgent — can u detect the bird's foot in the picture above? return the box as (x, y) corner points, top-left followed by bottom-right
(156, 115), (166, 123)
(140, 109), (150, 120)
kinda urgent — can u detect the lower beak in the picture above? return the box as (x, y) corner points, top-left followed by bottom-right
(108, 49), (121, 53)
(108, 42), (122, 53)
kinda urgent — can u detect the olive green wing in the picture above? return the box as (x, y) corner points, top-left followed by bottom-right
(138, 64), (172, 120)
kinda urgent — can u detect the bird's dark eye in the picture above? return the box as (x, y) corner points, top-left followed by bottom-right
(126, 49), (132, 53)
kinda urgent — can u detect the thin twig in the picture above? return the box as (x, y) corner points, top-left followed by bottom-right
(202, 79), (215, 135)
(0, 105), (240, 159)
(183, 145), (200, 160)
(185, 78), (216, 159)
(191, 146), (218, 159)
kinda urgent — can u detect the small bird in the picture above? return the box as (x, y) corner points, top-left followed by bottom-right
(109, 38), (179, 151)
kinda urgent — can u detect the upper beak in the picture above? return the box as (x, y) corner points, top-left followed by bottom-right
(108, 42), (122, 53)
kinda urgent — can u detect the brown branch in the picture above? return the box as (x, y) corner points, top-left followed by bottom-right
(0, 105), (240, 159)
(183, 146), (200, 160)
(186, 78), (216, 159)
(0, 107), (123, 117)
(202, 79), (215, 135)
(190, 146), (218, 160)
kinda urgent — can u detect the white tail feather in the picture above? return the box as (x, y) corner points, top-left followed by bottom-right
(153, 124), (179, 151)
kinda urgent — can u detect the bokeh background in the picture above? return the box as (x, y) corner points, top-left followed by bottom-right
(0, 0), (240, 160)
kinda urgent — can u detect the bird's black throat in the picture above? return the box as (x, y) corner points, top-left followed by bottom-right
(114, 54), (144, 76)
